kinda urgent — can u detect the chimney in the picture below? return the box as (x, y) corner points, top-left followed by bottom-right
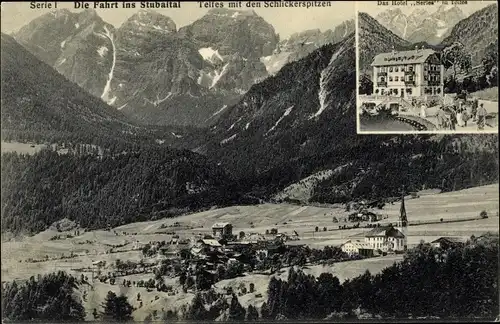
(415, 45), (419, 53)
(421, 45), (425, 50)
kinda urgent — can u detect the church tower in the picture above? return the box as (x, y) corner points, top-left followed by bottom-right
(396, 190), (408, 250)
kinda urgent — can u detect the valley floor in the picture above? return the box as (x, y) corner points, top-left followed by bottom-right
(1, 183), (498, 320)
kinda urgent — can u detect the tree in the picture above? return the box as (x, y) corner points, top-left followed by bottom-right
(185, 293), (208, 320)
(358, 73), (373, 95)
(480, 210), (488, 219)
(228, 294), (246, 321)
(143, 314), (152, 323)
(249, 282), (255, 293)
(246, 304), (259, 321)
(315, 226), (319, 232)
(239, 231), (246, 239)
(101, 291), (134, 321)
(442, 42), (472, 82)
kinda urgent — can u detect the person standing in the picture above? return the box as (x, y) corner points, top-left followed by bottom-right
(456, 107), (464, 127)
(420, 102), (427, 118)
(449, 108), (457, 131)
(472, 97), (479, 121)
(436, 107), (446, 130)
(462, 107), (470, 127)
(476, 103), (488, 130)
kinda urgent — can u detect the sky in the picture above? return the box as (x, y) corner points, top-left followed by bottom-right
(0, 1), (354, 38)
(357, 0), (497, 17)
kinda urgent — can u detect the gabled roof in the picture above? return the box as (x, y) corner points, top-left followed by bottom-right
(212, 222), (231, 229)
(431, 237), (466, 244)
(342, 240), (373, 249)
(365, 226), (405, 238)
(201, 239), (222, 247)
(371, 49), (437, 66)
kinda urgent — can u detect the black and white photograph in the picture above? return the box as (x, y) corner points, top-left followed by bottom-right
(356, 0), (498, 133)
(1, 0), (499, 323)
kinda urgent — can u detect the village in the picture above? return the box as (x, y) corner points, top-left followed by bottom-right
(1, 184), (497, 320)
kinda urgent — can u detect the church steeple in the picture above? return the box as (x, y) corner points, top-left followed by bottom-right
(396, 186), (408, 251)
(400, 190), (408, 225)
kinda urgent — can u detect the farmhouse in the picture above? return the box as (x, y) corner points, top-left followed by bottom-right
(371, 47), (444, 98)
(212, 222), (233, 238)
(431, 237), (467, 249)
(341, 240), (374, 257)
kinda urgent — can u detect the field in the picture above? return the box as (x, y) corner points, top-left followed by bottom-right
(1, 183), (498, 320)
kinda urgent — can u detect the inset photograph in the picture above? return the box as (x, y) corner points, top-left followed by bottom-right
(356, 1), (498, 134)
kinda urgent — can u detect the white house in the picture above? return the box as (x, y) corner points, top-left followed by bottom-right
(364, 194), (408, 252)
(341, 240), (374, 257)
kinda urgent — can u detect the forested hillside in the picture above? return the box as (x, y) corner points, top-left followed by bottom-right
(1, 147), (255, 235)
(1, 33), (157, 150)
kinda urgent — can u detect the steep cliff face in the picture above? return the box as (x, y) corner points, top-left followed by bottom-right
(260, 20), (354, 75)
(14, 8), (355, 127)
(440, 3), (498, 65)
(375, 5), (466, 45)
(202, 35), (356, 177)
(15, 9), (116, 98)
(357, 12), (410, 74)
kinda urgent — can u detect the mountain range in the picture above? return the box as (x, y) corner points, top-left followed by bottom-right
(375, 5), (466, 45)
(13, 8), (353, 127)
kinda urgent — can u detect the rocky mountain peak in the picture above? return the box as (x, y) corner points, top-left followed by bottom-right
(122, 9), (176, 33)
(207, 8), (257, 18)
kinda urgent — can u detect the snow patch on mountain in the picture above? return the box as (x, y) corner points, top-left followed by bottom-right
(60, 40), (66, 49)
(99, 26), (117, 105)
(75, 23), (80, 29)
(210, 63), (229, 89)
(310, 43), (346, 119)
(199, 47), (224, 64)
(97, 46), (108, 57)
(220, 134), (237, 145)
(228, 117), (242, 131)
(56, 58), (66, 67)
(266, 106), (293, 136)
(171, 132), (183, 138)
(117, 103), (127, 110)
(212, 105), (228, 117)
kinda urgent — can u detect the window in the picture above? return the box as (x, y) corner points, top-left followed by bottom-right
(408, 75), (413, 81)
(436, 88), (441, 94)
(395, 76), (399, 81)
(406, 88), (413, 95)
(393, 88), (398, 95)
(375, 89), (379, 94)
(424, 65), (428, 71)
(424, 75), (428, 81)
(395, 67), (399, 72)
(380, 77), (385, 82)
(390, 67), (394, 72)
(389, 76), (393, 81)
(408, 65), (414, 72)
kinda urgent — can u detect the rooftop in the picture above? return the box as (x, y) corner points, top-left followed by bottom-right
(431, 237), (467, 244)
(371, 49), (437, 67)
(365, 226), (405, 238)
(212, 222), (231, 229)
(343, 240), (373, 249)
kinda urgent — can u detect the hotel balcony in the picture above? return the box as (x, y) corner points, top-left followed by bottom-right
(377, 72), (387, 77)
(404, 80), (415, 86)
(428, 81), (441, 86)
(404, 70), (415, 76)
(377, 82), (388, 87)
